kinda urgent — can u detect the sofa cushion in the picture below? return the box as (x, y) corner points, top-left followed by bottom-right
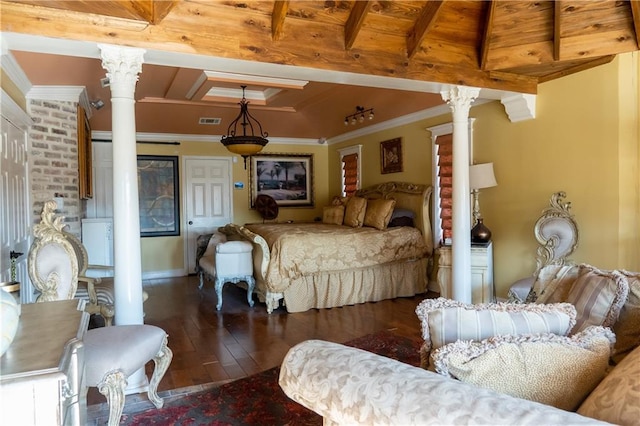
(611, 270), (640, 364)
(363, 198), (396, 230)
(415, 297), (577, 369)
(322, 205), (345, 225)
(565, 264), (629, 334)
(533, 264), (580, 304)
(578, 344), (640, 425)
(343, 196), (367, 227)
(432, 326), (615, 412)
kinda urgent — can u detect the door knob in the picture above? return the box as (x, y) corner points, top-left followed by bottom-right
(188, 221), (193, 225)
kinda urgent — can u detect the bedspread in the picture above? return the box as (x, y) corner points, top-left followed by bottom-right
(244, 223), (429, 293)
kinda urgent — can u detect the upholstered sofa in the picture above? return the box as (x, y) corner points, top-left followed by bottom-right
(279, 263), (640, 425)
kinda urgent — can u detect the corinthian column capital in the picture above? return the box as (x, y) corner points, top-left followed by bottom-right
(440, 86), (481, 116)
(98, 44), (145, 98)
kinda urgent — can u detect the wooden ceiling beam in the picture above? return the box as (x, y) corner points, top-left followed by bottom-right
(479, 1), (497, 70)
(553, 1), (562, 61)
(537, 55), (616, 83)
(344, 0), (371, 50)
(407, 0), (444, 59)
(272, 0), (290, 41)
(149, 0), (179, 25)
(631, 0), (640, 48)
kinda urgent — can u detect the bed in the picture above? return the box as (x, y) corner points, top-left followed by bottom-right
(218, 182), (434, 313)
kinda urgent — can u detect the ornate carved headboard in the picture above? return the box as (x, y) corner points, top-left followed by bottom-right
(356, 182), (433, 255)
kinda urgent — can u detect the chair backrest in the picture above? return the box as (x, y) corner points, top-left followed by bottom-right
(27, 200), (79, 302)
(532, 191), (579, 275)
(63, 230), (89, 276)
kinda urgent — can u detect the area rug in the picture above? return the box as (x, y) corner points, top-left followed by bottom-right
(121, 330), (421, 425)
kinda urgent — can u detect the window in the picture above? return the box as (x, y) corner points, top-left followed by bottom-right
(428, 120), (474, 246)
(339, 145), (362, 197)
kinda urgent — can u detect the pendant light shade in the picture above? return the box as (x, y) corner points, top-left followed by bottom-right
(221, 85), (269, 168)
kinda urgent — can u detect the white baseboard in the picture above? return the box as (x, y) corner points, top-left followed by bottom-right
(142, 269), (186, 281)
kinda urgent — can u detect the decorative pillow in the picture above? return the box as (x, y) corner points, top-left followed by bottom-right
(578, 344), (640, 424)
(534, 264), (580, 304)
(390, 208), (415, 220)
(343, 196), (367, 227)
(415, 297), (577, 370)
(322, 205), (345, 225)
(611, 270), (640, 364)
(565, 264), (629, 334)
(388, 208), (416, 228)
(432, 326), (615, 412)
(363, 198), (396, 230)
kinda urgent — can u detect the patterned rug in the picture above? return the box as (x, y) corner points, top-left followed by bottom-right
(121, 330), (421, 425)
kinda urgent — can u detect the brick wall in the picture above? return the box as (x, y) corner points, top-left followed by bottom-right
(28, 99), (81, 236)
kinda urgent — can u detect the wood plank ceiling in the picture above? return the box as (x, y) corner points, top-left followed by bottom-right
(2, 0), (639, 95)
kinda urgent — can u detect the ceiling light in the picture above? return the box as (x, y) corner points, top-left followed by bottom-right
(344, 106), (374, 126)
(220, 85), (269, 168)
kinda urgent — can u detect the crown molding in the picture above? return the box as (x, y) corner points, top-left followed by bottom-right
(1, 89), (34, 130)
(0, 50), (32, 96)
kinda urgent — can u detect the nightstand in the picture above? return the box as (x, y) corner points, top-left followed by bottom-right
(436, 241), (494, 303)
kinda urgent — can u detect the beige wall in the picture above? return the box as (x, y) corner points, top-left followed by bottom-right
(136, 141), (329, 274)
(1, 68), (27, 111)
(329, 52), (639, 298)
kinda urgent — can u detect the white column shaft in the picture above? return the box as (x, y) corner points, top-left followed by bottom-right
(441, 86), (480, 304)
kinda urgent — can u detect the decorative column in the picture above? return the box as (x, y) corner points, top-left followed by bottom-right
(99, 44), (147, 393)
(441, 86), (480, 304)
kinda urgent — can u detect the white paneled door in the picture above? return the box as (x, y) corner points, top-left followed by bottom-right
(184, 156), (232, 275)
(1, 114), (31, 302)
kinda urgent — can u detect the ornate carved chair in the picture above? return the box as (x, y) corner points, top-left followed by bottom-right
(82, 324), (173, 426)
(28, 200), (115, 325)
(508, 191), (579, 302)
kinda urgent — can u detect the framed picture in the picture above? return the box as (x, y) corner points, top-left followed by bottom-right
(77, 105), (93, 199)
(137, 155), (180, 237)
(250, 153), (314, 207)
(380, 137), (403, 174)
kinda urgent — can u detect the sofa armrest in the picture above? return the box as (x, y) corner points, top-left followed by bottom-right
(279, 340), (608, 425)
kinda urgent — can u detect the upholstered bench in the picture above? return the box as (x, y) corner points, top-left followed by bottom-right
(196, 233), (255, 310)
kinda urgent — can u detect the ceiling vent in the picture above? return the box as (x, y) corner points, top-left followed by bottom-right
(199, 117), (222, 125)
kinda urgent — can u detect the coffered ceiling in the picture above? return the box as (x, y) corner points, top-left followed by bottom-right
(2, 1), (639, 141)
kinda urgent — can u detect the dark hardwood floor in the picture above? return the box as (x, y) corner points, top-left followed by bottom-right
(87, 274), (435, 409)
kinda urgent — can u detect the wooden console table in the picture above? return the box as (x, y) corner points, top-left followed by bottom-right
(0, 299), (89, 425)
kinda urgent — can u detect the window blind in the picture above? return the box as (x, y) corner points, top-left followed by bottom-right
(342, 153), (359, 197)
(437, 133), (453, 241)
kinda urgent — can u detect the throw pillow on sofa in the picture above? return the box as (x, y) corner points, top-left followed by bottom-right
(415, 297), (577, 370)
(611, 270), (640, 364)
(531, 264), (579, 304)
(432, 326), (615, 412)
(564, 264), (629, 334)
(322, 205), (345, 225)
(343, 196), (367, 227)
(577, 343), (640, 425)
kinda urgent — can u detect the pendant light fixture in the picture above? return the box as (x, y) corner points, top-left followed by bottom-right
(221, 85), (269, 168)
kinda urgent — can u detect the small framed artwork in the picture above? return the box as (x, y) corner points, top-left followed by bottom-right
(250, 153), (314, 207)
(137, 155), (180, 237)
(380, 137), (403, 174)
(77, 105), (93, 199)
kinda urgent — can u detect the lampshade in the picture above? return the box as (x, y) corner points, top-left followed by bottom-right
(469, 163), (497, 190)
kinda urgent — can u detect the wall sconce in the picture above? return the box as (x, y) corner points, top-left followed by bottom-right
(344, 106), (374, 126)
(469, 162), (497, 243)
(90, 99), (105, 110)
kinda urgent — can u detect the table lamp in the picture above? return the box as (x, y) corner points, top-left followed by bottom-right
(469, 162), (497, 243)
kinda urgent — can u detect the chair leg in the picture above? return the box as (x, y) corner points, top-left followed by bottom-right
(215, 277), (225, 310)
(97, 370), (127, 426)
(100, 303), (115, 326)
(148, 335), (173, 408)
(246, 276), (255, 308)
(198, 271), (205, 289)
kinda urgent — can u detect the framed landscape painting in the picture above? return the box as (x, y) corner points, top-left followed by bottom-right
(250, 153), (314, 207)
